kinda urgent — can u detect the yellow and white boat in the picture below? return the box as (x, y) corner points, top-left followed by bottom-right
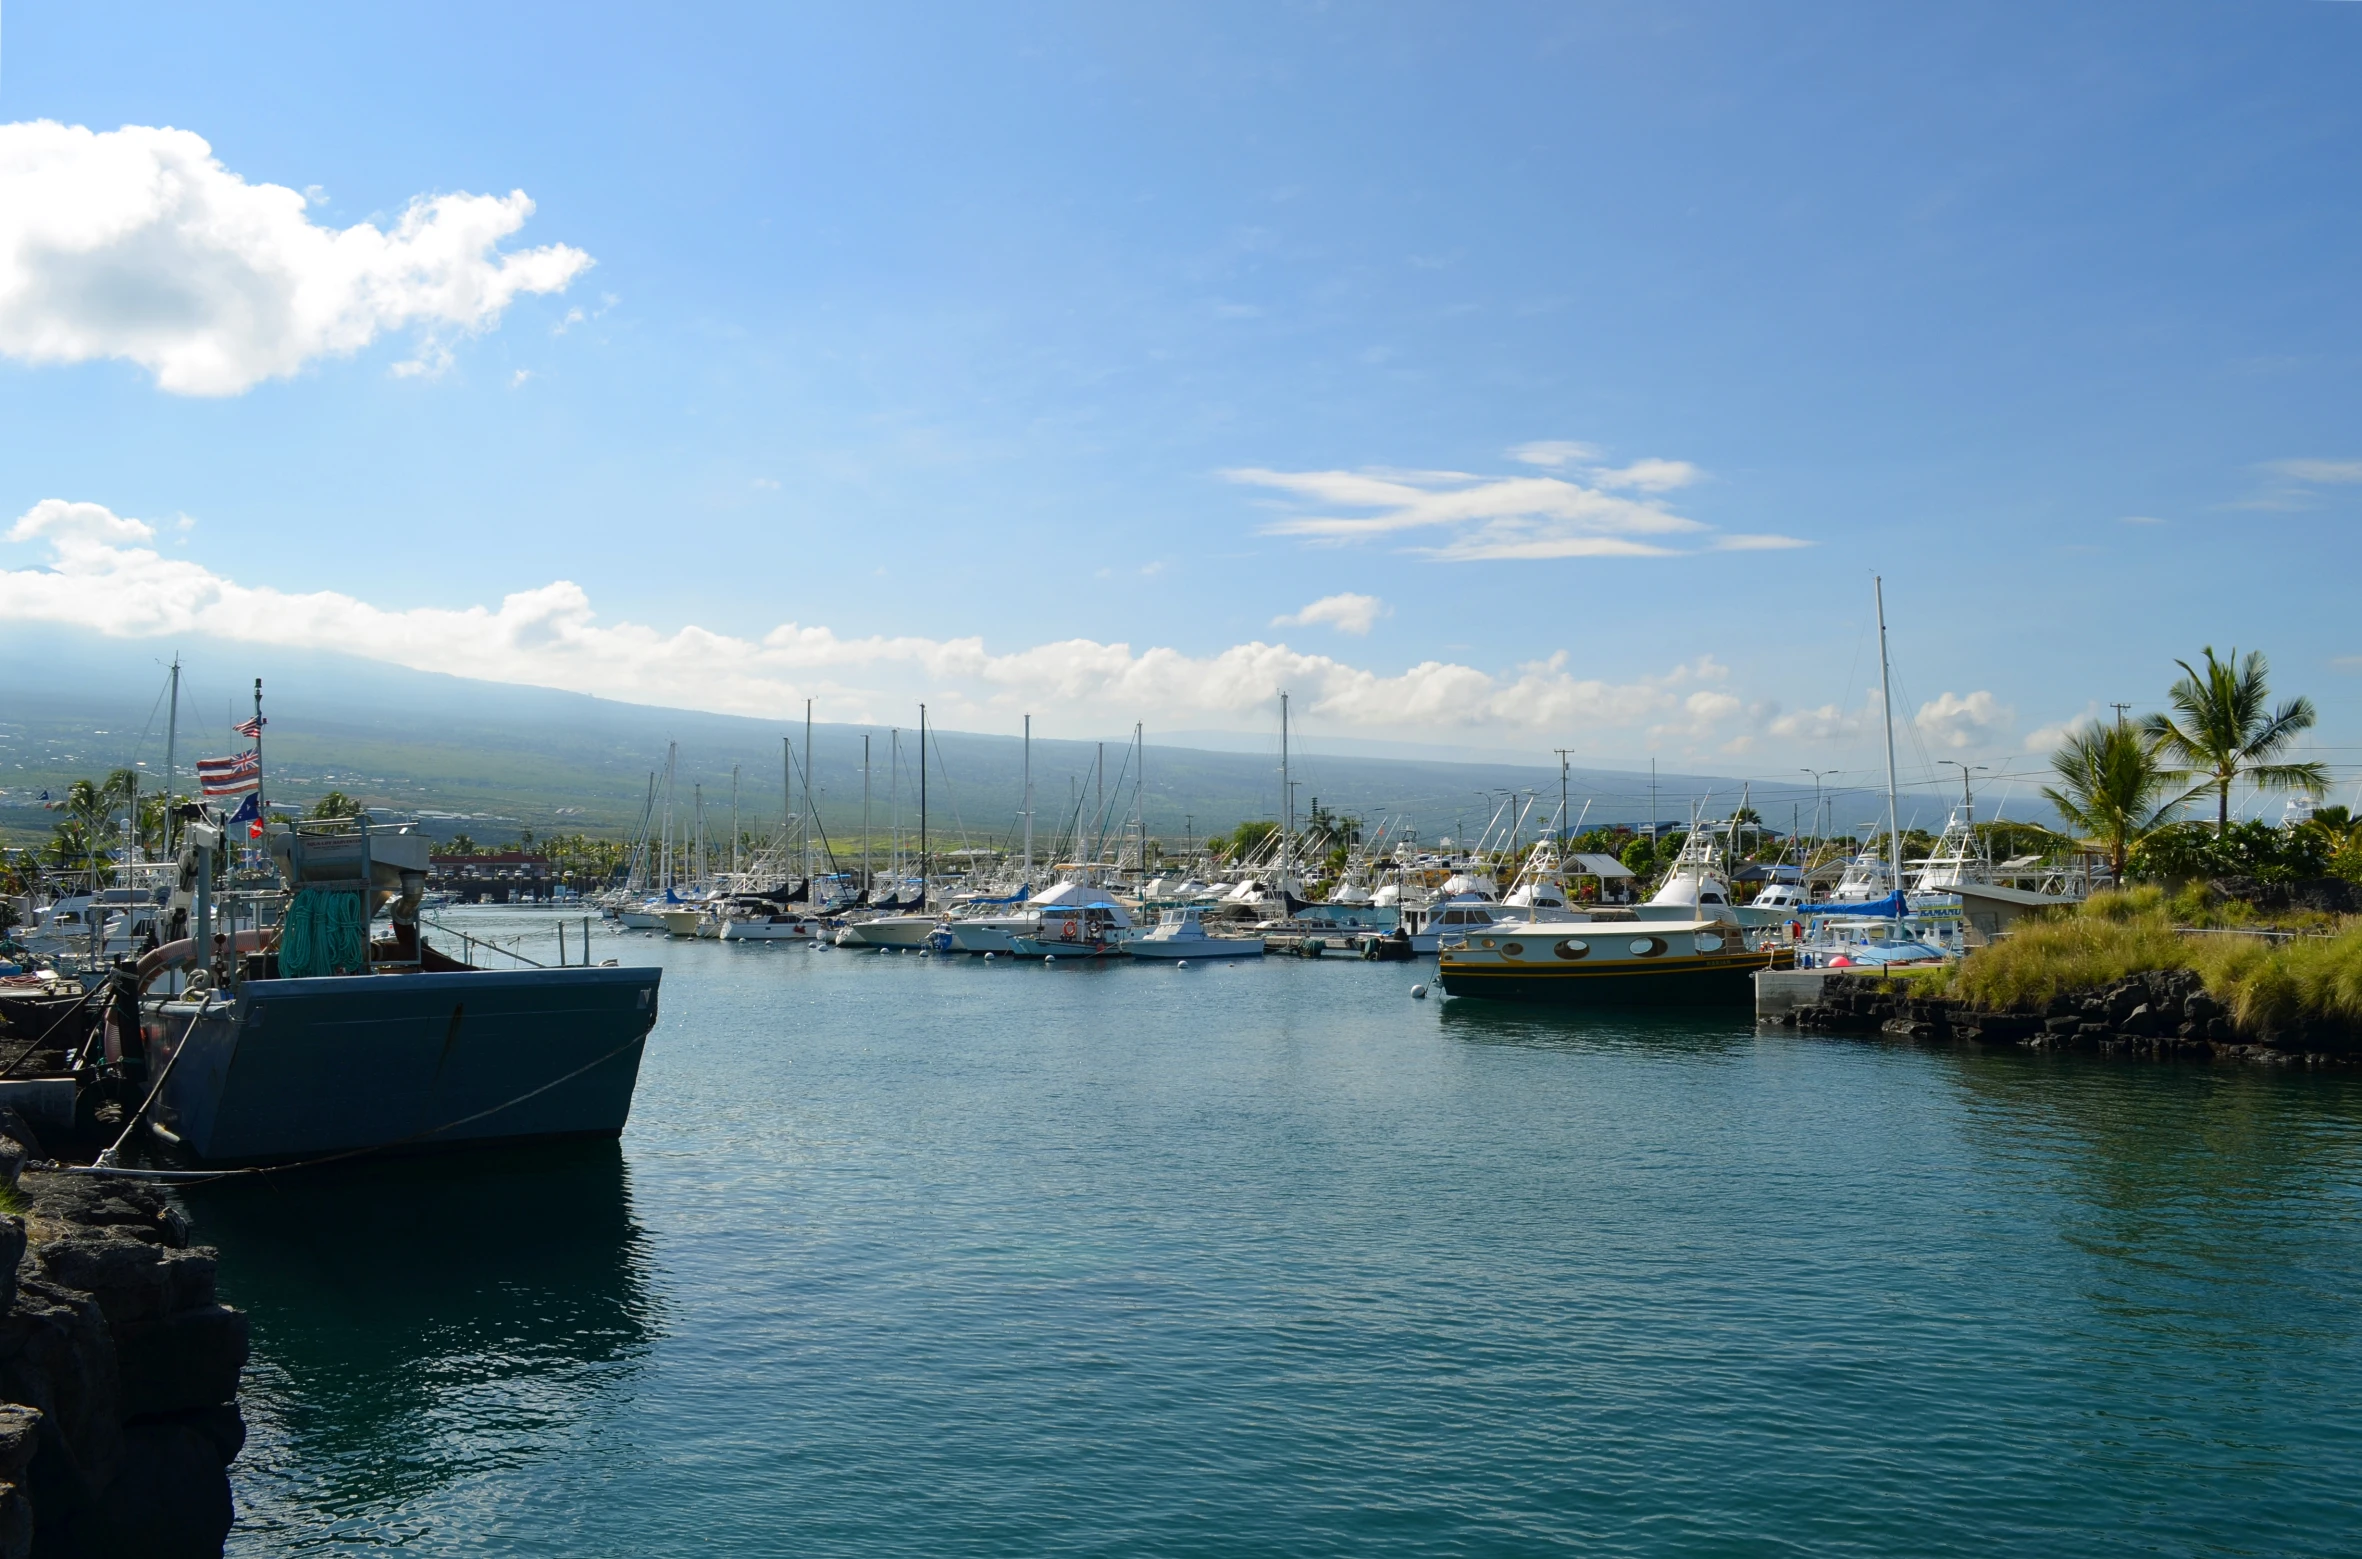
(1435, 918), (1793, 1006)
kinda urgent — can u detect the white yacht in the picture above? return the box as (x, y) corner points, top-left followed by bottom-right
(1125, 906), (1263, 960)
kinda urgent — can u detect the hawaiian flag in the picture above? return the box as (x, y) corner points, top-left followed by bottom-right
(196, 750), (261, 796)
(234, 715), (267, 738)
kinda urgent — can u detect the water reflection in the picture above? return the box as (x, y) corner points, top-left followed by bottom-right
(184, 1142), (660, 1538)
(1435, 996), (1759, 1058)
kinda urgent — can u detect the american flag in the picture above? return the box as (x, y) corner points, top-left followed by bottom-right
(196, 750), (260, 796)
(234, 715), (267, 738)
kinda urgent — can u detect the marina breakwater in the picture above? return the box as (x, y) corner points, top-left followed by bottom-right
(0, 1109), (245, 1559)
(1779, 969), (2361, 1066)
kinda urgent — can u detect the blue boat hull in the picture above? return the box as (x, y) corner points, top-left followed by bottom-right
(157, 966), (660, 1167)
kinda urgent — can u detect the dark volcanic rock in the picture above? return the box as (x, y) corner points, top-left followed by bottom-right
(0, 1176), (244, 1559)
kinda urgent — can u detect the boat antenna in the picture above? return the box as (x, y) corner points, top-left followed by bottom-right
(1875, 575), (1903, 933)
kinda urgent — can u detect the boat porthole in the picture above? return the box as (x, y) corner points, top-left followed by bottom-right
(1694, 934), (1723, 953)
(1480, 938), (1496, 949)
(1502, 942), (1525, 958)
(1630, 937), (1666, 957)
(1554, 939), (1588, 960)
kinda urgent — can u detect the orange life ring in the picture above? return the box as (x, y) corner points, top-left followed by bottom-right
(1061, 921), (1078, 942)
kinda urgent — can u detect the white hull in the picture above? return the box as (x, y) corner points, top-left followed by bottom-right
(719, 919), (823, 942)
(1125, 935), (1262, 959)
(836, 916), (939, 948)
(943, 917), (1033, 954)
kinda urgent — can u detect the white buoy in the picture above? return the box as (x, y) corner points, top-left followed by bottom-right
(1411, 984), (1429, 999)
(984, 952), (995, 961)
(1045, 954), (1056, 964)
(1176, 960), (1189, 969)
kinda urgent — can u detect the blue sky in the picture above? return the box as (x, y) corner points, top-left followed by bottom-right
(3, 1), (2359, 810)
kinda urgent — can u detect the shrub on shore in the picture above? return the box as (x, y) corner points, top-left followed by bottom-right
(1950, 891), (2187, 1011)
(1949, 889), (2362, 1039)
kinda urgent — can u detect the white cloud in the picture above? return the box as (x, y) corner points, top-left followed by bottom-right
(510, 369), (533, 388)
(2261, 458), (2362, 485)
(1712, 533), (1814, 551)
(1508, 440), (1601, 468)
(0, 120), (591, 395)
(2022, 703), (2101, 753)
(1228, 448), (1804, 561)
(6, 497), (154, 545)
(2119, 515), (2164, 525)
(1768, 699), (1876, 743)
(0, 501), (1750, 743)
(1591, 458), (1703, 493)
(1272, 592), (1388, 635)
(1914, 690), (2014, 750)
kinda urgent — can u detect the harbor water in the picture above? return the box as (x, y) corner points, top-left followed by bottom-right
(199, 907), (2362, 1556)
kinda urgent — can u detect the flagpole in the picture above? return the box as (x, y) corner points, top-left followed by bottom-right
(252, 678), (266, 839)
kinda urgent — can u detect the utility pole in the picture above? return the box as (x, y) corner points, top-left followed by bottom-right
(1800, 769), (1835, 846)
(2110, 702), (2132, 731)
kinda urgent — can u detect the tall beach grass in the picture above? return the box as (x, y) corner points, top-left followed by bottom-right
(1949, 889), (2362, 1038)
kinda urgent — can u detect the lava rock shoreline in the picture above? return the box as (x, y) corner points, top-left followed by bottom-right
(1776, 969), (2357, 1067)
(0, 1108), (245, 1559)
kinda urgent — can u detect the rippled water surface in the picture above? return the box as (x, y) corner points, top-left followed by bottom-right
(196, 908), (2362, 1555)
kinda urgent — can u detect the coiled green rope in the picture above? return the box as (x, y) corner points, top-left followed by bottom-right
(279, 888), (368, 977)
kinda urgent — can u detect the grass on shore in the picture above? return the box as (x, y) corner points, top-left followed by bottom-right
(1947, 888), (2362, 1037)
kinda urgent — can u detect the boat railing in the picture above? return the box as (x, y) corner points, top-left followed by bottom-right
(419, 915), (548, 969)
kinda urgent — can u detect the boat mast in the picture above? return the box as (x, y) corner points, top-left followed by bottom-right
(1021, 714), (1033, 892)
(1280, 691), (1290, 874)
(731, 764), (741, 880)
(918, 703), (928, 906)
(1134, 722), (1144, 880)
(862, 733), (872, 898)
(782, 737), (794, 890)
(1875, 574), (1904, 930)
(803, 699), (818, 896)
(163, 655), (180, 856)
(889, 729), (899, 895)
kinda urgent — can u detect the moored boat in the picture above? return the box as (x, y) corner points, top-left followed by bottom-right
(1125, 906), (1263, 960)
(1435, 918), (1793, 1005)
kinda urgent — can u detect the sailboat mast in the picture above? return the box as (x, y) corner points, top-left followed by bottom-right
(918, 704), (928, 905)
(163, 655), (180, 855)
(1134, 723), (1143, 878)
(802, 699), (818, 894)
(1021, 715), (1033, 890)
(1280, 691), (1290, 865)
(782, 737), (794, 888)
(731, 765), (741, 879)
(1875, 574), (1904, 925)
(862, 734), (872, 897)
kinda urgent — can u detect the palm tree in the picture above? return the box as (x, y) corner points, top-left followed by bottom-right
(2042, 721), (2182, 880)
(2141, 647), (2327, 833)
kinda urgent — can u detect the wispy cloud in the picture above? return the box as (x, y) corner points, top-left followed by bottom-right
(1272, 593), (1388, 635)
(1228, 443), (1805, 561)
(2261, 458), (2362, 485)
(2232, 457), (2362, 510)
(0, 120), (590, 395)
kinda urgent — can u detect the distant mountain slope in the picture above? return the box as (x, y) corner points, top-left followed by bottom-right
(2, 624), (1859, 849)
